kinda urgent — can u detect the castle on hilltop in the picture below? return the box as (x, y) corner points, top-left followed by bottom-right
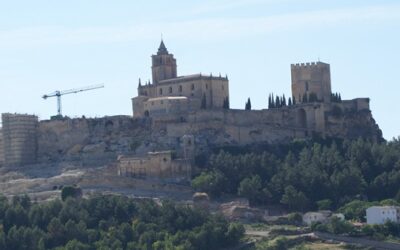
(131, 41), (345, 120)
(0, 40), (382, 181)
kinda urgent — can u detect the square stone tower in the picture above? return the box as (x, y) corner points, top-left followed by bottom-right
(151, 40), (177, 84)
(291, 62), (332, 103)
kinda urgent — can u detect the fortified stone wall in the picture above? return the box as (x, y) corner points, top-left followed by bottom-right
(158, 98), (380, 146)
(37, 116), (151, 163)
(0, 129), (4, 165)
(1, 113), (38, 166)
(162, 107), (317, 145)
(0, 96), (381, 168)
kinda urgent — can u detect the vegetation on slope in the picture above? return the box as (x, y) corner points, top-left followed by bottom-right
(0, 195), (244, 250)
(193, 137), (400, 210)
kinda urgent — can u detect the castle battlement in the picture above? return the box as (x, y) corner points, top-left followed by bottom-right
(291, 62), (330, 69)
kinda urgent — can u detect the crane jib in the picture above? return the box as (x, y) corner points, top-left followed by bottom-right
(42, 84), (104, 117)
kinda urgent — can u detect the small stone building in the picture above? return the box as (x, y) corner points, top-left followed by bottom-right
(117, 151), (191, 180)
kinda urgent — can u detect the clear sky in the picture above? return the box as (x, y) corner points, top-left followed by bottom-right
(0, 0), (399, 139)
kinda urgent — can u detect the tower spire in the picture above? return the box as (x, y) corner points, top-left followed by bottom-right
(157, 39), (168, 55)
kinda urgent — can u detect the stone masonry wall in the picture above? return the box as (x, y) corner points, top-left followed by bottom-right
(37, 116), (151, 163)
(291, 62), (331, 103)
(1, 113), (38, 166)
(0, 129), (4, 165)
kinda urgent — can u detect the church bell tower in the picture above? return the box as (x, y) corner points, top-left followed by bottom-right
(151, 40), (177, 84)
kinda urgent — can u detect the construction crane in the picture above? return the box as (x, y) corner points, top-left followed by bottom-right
(42, 84), (104, 118)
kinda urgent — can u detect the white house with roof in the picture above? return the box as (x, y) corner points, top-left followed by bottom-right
(366, 206), (400, 225)
(303, 210), (345, 225)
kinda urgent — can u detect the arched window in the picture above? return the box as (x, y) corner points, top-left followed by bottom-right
(191, 84), (195, 90)
(179, 85), (183, 92)
(159, 88), (163, 95)
(169, 87), (172, 93)
(305, 81), (309, 91)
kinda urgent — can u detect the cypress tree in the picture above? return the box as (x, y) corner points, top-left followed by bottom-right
(268, 94), (271, 109)
(245, 98), (251, 110)
(201, 94), (207, 109)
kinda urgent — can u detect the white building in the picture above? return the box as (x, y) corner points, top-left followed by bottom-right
(366, 206), (400, 225)
(302, 210), (345, 226)
(303, 212), (329, 225)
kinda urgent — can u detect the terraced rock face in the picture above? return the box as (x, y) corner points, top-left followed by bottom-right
(0, 161), (193, 202)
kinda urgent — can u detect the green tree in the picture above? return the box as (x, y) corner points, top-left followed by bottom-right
(316, 199), (332, 210)
(64, 239), (91, 250)
(280, 186), (309, 211)
(338, 200), (376, 221)
(191, 170), (227, 197)
(238, 175), (263, 205)
(61, 186), (82, 201)
(245, 98), (251, 110)
(327, 217), (354, 234)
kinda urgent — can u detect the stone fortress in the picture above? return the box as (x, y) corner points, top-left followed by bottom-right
(0, 40), (382, 182)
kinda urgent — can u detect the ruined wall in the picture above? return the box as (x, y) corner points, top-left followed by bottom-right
(1, 113), (38, 166)
(118, 151), (191, 180)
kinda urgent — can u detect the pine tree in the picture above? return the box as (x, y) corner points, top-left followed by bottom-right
(288, 97), (292, 106)
(275, 96), (280, 108)
(293, 96), (296, 105)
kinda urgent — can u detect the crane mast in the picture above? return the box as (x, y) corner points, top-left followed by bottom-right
(42, 84), (104, 118)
